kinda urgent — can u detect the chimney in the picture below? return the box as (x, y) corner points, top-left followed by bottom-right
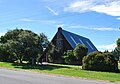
(58, 27), (62, 32)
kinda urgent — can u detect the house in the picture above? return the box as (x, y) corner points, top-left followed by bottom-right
(39, 27), (98, 63)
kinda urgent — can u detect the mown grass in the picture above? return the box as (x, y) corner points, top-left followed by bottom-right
(0, 62), (120, 83)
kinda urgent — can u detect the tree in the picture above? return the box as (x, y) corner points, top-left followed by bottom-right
(0, 42), (17, 62)
(39, 33), (49, 49)
(17, 30), (42, 64)
(47, 44), (61, 63)
(117, 38), (120, 47)
(112, 47), (120, 61)
(8, 40), (24, 63)
(0, 29), (48, 64)
(63, 50), (77, 65)
(62, 44), (88, 65)
(112, 38), (120, 61)
(73, 43), (88, 65)
(0, 44), (12, 62)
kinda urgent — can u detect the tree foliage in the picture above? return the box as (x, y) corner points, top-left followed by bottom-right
(0, 29), (49, 64)
(82, 51), (118, 72)
(47, 44), (62, 63)
(63, 44), (88, 65)
(117, 38), (120, 47)
(0, 43), (16, 62)
(63, 50), (77, 65)
(112, 38), (120, 61)
(112, 47), (120, 61)
(73, 43), (88, 65)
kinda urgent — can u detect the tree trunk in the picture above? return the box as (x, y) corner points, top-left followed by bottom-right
(20, 59), (22, 64)
(32, 58), (34, 65)
(19, 56), (23, 64)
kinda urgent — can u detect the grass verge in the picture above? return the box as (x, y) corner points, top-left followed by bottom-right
(0, 62), (120, 83)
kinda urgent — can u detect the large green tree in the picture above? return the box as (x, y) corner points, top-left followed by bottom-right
(0, 29), (49, 64)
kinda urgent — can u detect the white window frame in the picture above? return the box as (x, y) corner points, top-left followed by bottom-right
(70, 36), (77, 45)
(86, 41), (94, 50)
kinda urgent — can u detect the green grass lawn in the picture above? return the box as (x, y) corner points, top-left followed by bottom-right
(0, 62), (120, 83)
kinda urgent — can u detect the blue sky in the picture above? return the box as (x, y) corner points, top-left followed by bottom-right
(0, 0), (120, 51)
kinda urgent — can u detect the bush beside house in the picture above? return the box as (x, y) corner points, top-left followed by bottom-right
(63, 44), (88, 65)
(112, 38), (120, 61)
(82, 51), (118, 72)
(63, 50), (77, 65)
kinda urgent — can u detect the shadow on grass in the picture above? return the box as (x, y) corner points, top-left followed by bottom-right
(12, 63), (70, 71)
(11, 63), (120, 73)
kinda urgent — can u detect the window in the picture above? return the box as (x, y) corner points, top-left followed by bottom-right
(86, 41), (94, 50)
(79, 39), (84, 44)
(70, 36), (77, 45)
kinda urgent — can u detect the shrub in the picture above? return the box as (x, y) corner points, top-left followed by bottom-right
(74, 43), (88, 65)
(112, 47), (120, 61)
(62, 44), (88, 65)
(112, 38), (120, 61)
(63, 50), (77, 65)
(48, 49), (59, 63)
(82, 51), (118, 72)
(47, 45), (63, 63)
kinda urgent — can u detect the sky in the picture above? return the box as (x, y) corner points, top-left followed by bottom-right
(0, 0), (120, 51)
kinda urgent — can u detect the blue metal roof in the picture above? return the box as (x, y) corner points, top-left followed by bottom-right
(61, 29), (97, 54)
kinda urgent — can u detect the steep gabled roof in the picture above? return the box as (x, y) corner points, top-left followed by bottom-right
(61, 29), (98, 53)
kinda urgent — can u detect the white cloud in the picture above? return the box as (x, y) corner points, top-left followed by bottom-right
(64, 1), (92, 13)
(117, 17), (120, 20)
(56, 24), (66, 28)
(97, 43), (117, 52)
(67, 25), (88, 29)
(19, 18), (60, 24)
(90, 28), (120, 31)
(0, 32), (5, 37)
(67, 25), (120, 31)
(64, 0), (120, 16)
(91, 1), (120, 16)
(39, 20), (57, 24)
(46, 6), (59, 16)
